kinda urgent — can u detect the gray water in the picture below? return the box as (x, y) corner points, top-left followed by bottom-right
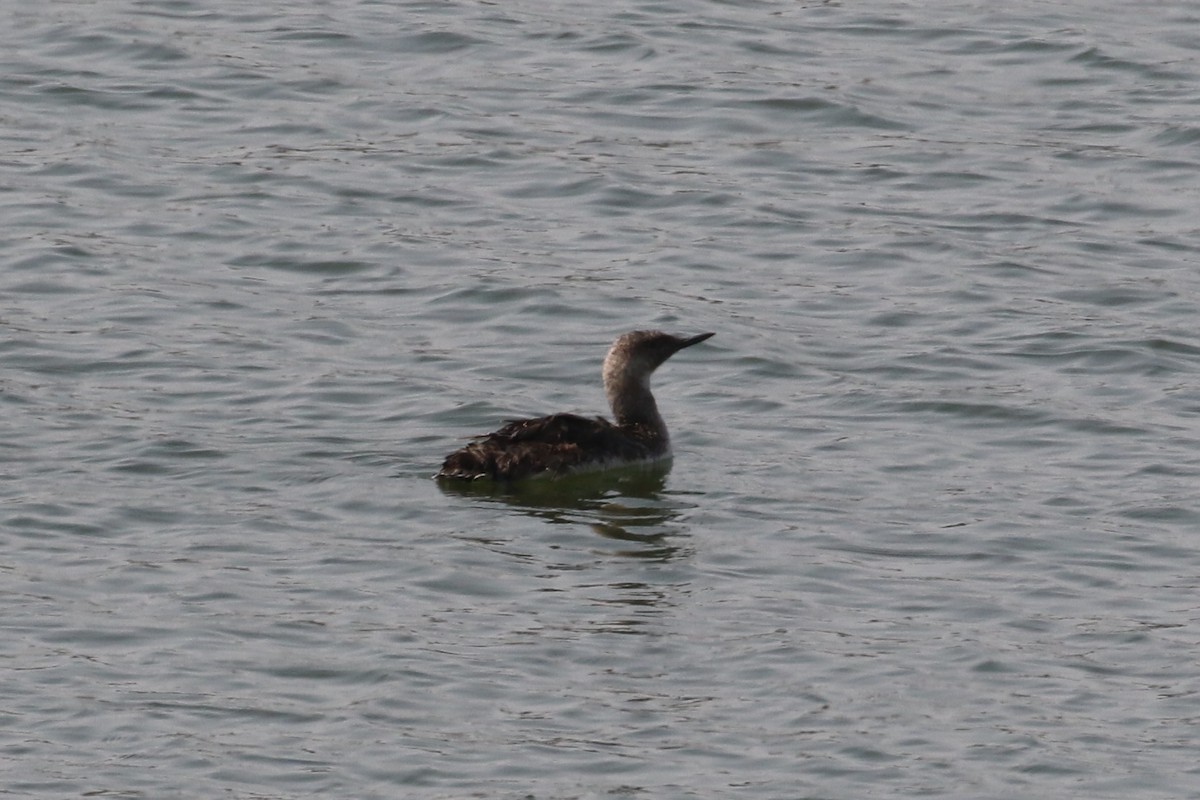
(3, 1), (1200, 797)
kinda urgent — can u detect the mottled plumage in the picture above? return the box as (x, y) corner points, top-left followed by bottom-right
(437, 330), (714, 482)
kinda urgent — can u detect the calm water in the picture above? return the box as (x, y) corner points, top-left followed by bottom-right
(3, 1), (1200, 797)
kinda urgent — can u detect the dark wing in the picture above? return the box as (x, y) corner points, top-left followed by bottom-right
(437, 413), (654, 482)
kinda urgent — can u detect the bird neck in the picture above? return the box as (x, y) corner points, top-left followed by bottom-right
(605, 372), (667, 439)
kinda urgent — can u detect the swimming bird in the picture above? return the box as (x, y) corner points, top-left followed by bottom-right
(437, 330), (715, 482)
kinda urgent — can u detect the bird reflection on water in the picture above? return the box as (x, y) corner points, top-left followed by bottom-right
(438, 460), (691, 559)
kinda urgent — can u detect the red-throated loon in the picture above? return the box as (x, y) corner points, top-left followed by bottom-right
(437, 330), (715, 482)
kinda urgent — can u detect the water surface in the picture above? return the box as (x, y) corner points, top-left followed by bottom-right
(3, 1), (1200, 797)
